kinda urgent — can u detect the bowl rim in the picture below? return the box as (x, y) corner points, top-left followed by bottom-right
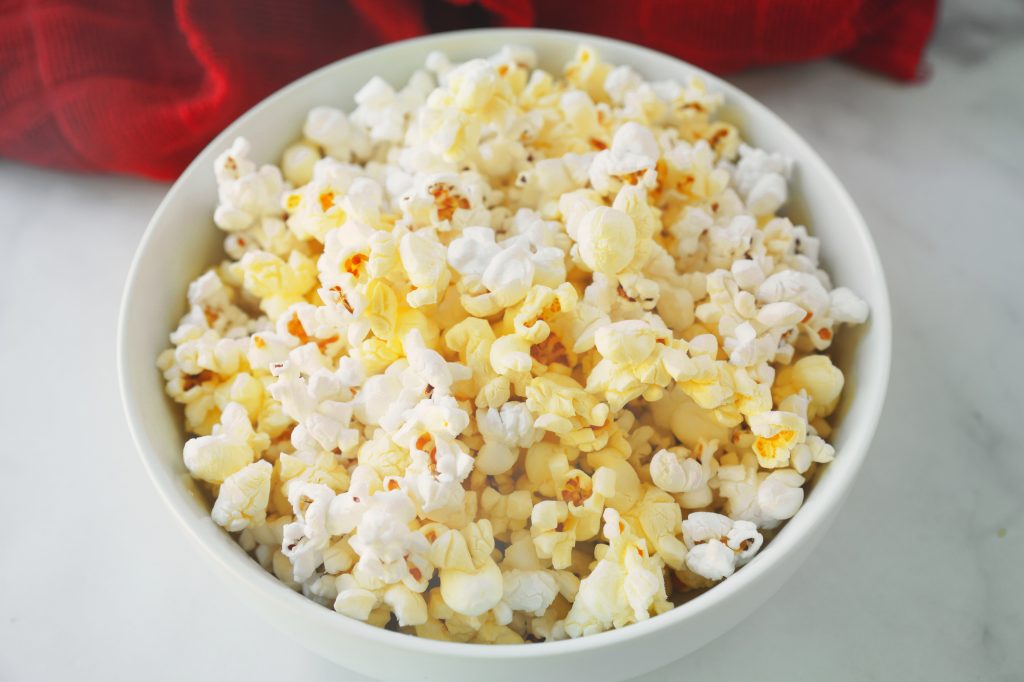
(118, 27), (892, 659)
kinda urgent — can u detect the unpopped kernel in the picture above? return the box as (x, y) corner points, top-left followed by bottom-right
(160, 44), (868, 642)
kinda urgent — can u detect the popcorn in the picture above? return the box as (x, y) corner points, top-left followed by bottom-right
(350, 73), (433, 143)
(650, 447), (704, 494)
(399, 231), (450, 308)
(561, 508), (671, 638)
(303, 106), (371, 162)
(211, 460), (273, 531)
(586, 318), (689, 411)
(564, 45), (611, 101)
(756, 470), (806, 522)
(438, 520), (504, 617)
(588, 122), (660, 194)
(346, 489), (432, 592)
(532, 466), (617, 569)
(398, 172), (491, 231)
(275, 449), (351, 503)
(773, 354), (845, 420)
(479, 488), (533, 537)
(475, 402), (540, 475)
(281, 141), (320, 187)
(525, 374), (610, 451)
(718, 451), (809, 528)
(334, 575), (429, 627)
(681, 512), (763, 581)
(732, 144), (794, 216)
(268, 353), (364, 456)
(171, 329), (248, 379)
(162, 43), (868, 643)
(283, 161), (369, 243)
(575, 207), (637, 275)
(697, 268), (806, 368)
(627, 487), (689, 570)
(183, 403), (269, 483)
(213, 137), (286, 233)
(444, 318), (510, 408)
(282, 481), (336, 582)
(747, 392), (810, 469)
(234, 250), (317, 319)
(495, 531), (578, 624)
(448, 226), (566, 317)
(178, 269), (254, 338)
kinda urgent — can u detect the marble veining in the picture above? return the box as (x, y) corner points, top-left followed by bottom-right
(1, 2), (1022, 679)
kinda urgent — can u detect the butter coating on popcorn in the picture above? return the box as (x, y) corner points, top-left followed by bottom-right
(161, 44), (868, 643)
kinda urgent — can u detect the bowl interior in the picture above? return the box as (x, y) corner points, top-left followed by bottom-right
(119, 28), (891, 658)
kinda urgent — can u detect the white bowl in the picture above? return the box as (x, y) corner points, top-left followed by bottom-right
(118, 28), (891, 682)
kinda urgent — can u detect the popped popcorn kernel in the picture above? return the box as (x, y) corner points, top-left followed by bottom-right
(161, 42), (867, 643)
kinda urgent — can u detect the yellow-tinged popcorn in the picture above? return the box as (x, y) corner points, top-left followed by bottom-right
(438, 520), (504, 617)
(564, 45), (611, 102)
(183, 403), (269, 484)
(525, 374), (610, 450)
(512, 283), (578, 345)
(362, 277), (399, 341)
(586, 449), (642, 513)
(575, 207), (636, 275)
(480, 488), (533, 537)
(445, 317), (510, 408)
(281, 141), (320, 186)
(561, 508), (671, 638)
(748, 395), (809, 469)
(162, 42), (867, 643)
(222, 372), (266, 420)
(627, 486), (689, 570)
(235, 250), (317, 319)
(490, 334), (533, 380)
(276, 450), (351, 497)
(773, 354), (845, 420)
(399, 231), (450, 308)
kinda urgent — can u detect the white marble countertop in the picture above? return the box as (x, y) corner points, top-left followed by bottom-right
(2, 4), (1022, 680)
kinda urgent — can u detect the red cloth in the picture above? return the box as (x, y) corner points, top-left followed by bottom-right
(0, 0), (937, 180)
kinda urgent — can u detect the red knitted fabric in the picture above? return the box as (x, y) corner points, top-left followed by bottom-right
(0, 0), (937, 179)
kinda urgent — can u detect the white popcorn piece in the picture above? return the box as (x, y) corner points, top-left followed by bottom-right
(211, 460), (273, 531)
(681, 511), (763, 581)
(732, 144), (793, 216)
(475, 402), (540, 475)
(281, 141), (320, 186)
(268, 354), (364, 456)
(303, 106), (371, 162)
(399, 231), (450, 308)
(588, 121), (660, 194)
(756, 470), (806, 522)
(347, 489), (431, 592)
(650, 447), (704, 494)
(718, 451), (808, 529)
(282, 481), (337, 582)
(213, 137), (286, 233)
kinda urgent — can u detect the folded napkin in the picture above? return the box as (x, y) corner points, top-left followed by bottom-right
(0, 0), (937, 179)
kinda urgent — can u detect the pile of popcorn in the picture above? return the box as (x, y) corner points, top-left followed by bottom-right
(159, 45), (868, 643)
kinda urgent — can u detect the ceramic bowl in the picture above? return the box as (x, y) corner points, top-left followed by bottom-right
(118, 28), (891, 682)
